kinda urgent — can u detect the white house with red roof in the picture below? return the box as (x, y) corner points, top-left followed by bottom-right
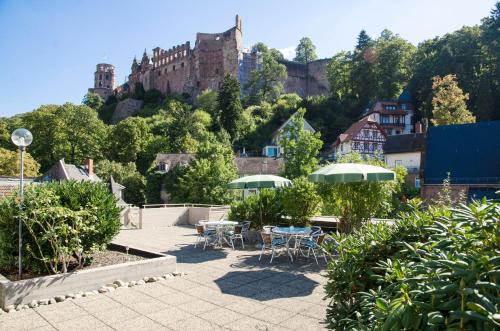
(332, 116), (387, 159)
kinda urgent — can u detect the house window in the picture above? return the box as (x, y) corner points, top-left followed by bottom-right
(105, 74), (109, 80)
(384, 105), (396, 110)
(415, 178), (421, 189)
(173, 65), (176, 71)
(401, 103), (407, 110)
(158, 71), (161, 76)
(364, 142), (369, 152)
(395, 160), (402, 166)
(99, 74), (102, 80)
(181, 62), (185, 68)
(215, 68), (219, 74)
(158, 162), (168, 172)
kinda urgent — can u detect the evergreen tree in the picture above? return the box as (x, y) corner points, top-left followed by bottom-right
(351, 30), (377, 107)
(431, 74), (476, 125)
(356, 30), (372, 51)
(294, 37), (318, 64)
(217, 74), (244, 141)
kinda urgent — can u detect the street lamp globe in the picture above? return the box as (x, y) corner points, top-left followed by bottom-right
(11, 128), (33, 147)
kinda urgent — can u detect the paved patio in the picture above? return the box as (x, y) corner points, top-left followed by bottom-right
(0, 226), (329, 330)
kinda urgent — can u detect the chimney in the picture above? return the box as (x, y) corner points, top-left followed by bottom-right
(415, 121), (422, 134)
(86, 158), (94, 177)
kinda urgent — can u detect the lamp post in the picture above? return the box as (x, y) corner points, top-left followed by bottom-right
(11, 128), (33, 279)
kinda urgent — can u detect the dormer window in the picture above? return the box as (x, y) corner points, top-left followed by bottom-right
(384, 105), (397, 110)
(158, 162), (169, 172)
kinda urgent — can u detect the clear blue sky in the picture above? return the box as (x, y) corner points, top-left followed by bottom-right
(0, 0), (496, 117)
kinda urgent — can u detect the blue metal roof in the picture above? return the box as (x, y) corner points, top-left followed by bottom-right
(424, 121), (500, 185)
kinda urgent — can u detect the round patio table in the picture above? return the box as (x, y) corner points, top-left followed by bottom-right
(272, 227), (311, 262)
(199, 220), (238, 247)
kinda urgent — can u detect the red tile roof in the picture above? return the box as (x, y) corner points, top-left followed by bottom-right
(336, 116), (386, 145)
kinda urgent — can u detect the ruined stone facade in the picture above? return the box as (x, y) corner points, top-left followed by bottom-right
(126, 15), (243, 97)
(280, 59), (330, 98)
(90, 16), (330, 100)
(88, 63), (115, 99)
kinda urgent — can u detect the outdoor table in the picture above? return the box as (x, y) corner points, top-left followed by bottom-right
(199, 220), (238, 248)
(272, 226), (311, 262)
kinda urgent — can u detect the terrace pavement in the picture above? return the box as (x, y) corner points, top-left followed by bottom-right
(1, 225), (329, 330)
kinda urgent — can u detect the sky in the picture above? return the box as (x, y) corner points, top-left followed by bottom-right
(0, 0), (496, 117)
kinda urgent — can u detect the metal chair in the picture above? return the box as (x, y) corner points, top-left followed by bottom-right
(225, 224), (244, 249)
(259, 231), (287, 263)
(298, 232), (328, 264)
(241, 221), (252, 241)
(194, 224), (217, 250)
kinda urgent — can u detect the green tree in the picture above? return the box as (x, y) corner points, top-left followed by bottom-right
(280, 108), (323, 179)
(82, 92), (104, 111)
(282, 177), (322, 226)
(0, 147), (40, 177)
(294, 37), (318, 63)
(245, 44), (287, 104)
(94, 160), (146, 206)
(196, 89), (219, 122)
(108, 117), (152, 163)
(431, 74), (476, 125)
(55, 103), (107, 164)
(217, 74), (244, 141)
(327, 51), (353, 101)
(351, 30), (377, 107)
(0, 118), (11, 149)
(170, 135), (237, 204)
(21, 105), (61, 170)
(374, 29), (416, 99)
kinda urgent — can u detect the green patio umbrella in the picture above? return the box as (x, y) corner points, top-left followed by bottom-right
(308, 163), (396, 184)
(228, 174), (291, 227)
(228, 174), (292, 189)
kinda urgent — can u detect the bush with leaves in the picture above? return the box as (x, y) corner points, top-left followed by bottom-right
(282, 177), (322, 226)
(325, 200), (500, 330)
(228, 189), (284, 229)
(0, 181), (120, 275)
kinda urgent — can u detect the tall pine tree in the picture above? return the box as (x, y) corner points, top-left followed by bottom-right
(217, 74), (244, 141)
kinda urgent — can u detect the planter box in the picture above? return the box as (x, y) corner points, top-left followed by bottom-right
(0, 245), (176, 308)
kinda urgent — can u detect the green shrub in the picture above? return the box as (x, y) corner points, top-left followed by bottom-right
(282, 177), (322, 226)
(228, 189), (284, 229)
(325, 200), (500, 330)
(0, 181), (121, 274)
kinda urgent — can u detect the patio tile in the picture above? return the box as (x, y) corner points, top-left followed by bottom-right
(198, 307), (244, 326)
(224, 299), (267, 315)
(147, 306), (193, 325)
(177, 299), (219, 315)
(54, 314), (112, 331)
(224, 316), (276, 331)
(279, 314), (327, 330)
(0, 309), (51, 330)
(170, 316), (221, 331)
(74, 295), (124, 314)
(133, 282), (178, 297)
(301, 303), (327, 320)
(91, 306), (141, 325)
(112, 316), (167, 331)
(252, 306), (297, 325)
(128, 298), (170, 315)
(36, 301), (89, 323)
(156, 292), (197, 305)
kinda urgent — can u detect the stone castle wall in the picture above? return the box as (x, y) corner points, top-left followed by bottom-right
(281, 59), (330, 98)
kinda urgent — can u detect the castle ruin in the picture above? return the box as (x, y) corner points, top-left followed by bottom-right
(90, 16), (330, 100)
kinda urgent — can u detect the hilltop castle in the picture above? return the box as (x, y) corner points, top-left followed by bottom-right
(89, 16), (330, 100)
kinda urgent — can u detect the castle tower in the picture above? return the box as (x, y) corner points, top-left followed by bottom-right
(89, 63), (115, 100)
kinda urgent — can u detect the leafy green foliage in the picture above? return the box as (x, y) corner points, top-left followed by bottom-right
(0, 181), (120, 274)
(280, 108), (323, 179)
(228, 189), (284, 229)
(294, 37), (318, 63)
(0, 147), (40, 177)
(108, 117), (152, 163)
(245, 43), (287, 105)
(431, 74), (476, 125)
(217, 74), (244, 141)
(325, 200), (500, 330)
(282, 177), (322, 226)
(167, 135), (237, 204)
(82, 92), (104, 111)
(94, 160), (146, 206)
